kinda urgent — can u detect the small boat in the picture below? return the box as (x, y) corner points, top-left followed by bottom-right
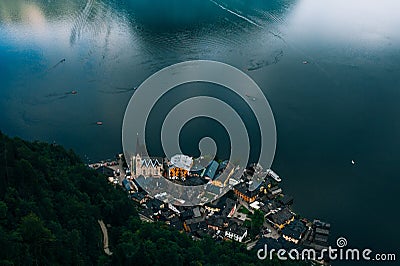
(245, 94), (256, 101)
(96, 121), (103, 125)
(267, 169), (281, 182)
(351, 160), (355, 165)
(71, 90), (77, 95)
(302, 61), (309, 64)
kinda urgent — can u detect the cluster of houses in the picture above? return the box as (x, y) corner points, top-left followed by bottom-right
(126, 161), (330, 264)
(92, 140), (331, 265)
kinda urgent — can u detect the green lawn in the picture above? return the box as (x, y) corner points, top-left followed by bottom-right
(238, 206), (251, 215)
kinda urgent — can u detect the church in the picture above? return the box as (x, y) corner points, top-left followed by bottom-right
(131, 136), (163, 178)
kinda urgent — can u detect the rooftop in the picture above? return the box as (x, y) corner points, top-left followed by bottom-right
(226, 222), (247, 236)
(170, 154), (193, 171)
(234, 182), (259, 198)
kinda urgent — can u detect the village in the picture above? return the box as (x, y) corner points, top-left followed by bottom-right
(89, 147), (331, 265)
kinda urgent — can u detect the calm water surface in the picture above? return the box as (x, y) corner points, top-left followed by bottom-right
(1, 0), (399, 263)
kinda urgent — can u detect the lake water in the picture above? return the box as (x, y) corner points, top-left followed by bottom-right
(1, 0), (399, 263)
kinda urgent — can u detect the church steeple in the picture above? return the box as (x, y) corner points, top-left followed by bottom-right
(136, 133), (140, 155)
(135, 133), (146, 156)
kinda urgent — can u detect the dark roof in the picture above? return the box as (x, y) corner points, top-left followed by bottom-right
(185, 176), (207, 186)
(189, 221), (207, 232)
(204, 197), (225, 211)
(145, 198), (164, 210)
(221, 198), (236, 217)
(260, 204), (270, 214)
(279, 195), (294, 205)
(261, 179), (272, 188)
(217, 160), (229, 172)
(234, 182), (259, 198)
(131, 191), (146, 202)
(278, 236), (299, 250)
(140, 208), (154, 219)
(226, 222), (247, 236)
(181, 209), (194, 220)
(282, 219), (307, 240)
(204, 160), (219, 179)
(122, 179), (131, 191)
(268, 208), (294, 225)
(96, 165), (114, 177)
(207, 216), (224, 228)
(169, 217), (184, 231)
(159, 209), (176, 220)
(270, 186), (282, 192)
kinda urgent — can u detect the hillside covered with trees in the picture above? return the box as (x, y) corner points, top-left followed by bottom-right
(0, 132), (301, 265)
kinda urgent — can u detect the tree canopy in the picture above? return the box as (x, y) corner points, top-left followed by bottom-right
(0, 132), (304, 265)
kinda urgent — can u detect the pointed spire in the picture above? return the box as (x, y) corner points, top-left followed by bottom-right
(136, 133), (140, 155)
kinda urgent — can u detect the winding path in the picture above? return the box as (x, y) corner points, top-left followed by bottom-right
(98, 220), (112, 256)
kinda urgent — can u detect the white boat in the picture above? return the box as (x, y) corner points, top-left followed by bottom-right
(245, 94), (256, 101)
(266, 169), (281, 182)
(351, 160), (355, 165)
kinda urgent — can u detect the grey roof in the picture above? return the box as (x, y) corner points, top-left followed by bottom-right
(313, 219), (331, 229)
(205, 184), (221, 195)
(204, 160), (219, 179)
(279, 195), (294, 205)
(193, 207), (201, 218)
(314, 233), (329, 243)
(315, 227), (330, 236)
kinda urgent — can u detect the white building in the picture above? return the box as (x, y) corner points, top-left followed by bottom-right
(224, 223), (248, 242)
(133, 153), (163, 177)
(132, 137), (163, 178)
(170, 154), (193, 171)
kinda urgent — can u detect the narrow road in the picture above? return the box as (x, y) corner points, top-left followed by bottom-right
(247, 240), (258, 250)
(98, 220), (112, 256)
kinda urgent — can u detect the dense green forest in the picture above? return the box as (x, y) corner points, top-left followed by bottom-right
(0, 132), (302, 265)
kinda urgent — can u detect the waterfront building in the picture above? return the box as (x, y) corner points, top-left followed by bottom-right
(282, 219), (307, 244)
(168, 167), (189, 180)
(132, 137), (163, 178)
(233, 182), (259, 203)
(225, 223), (248, 242)
(203, 160), (219, 180)
(267, 207), (295, 230)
